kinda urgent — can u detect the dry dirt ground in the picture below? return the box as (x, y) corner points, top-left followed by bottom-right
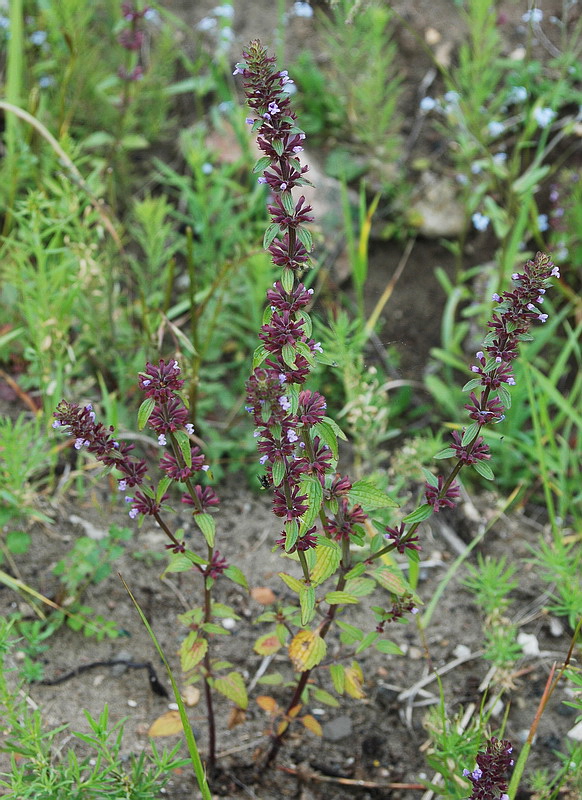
(1, 1), (578, 799)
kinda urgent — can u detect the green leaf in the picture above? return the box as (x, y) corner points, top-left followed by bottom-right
(462, 378), (482, 393)
(282, 343), (297, 368)
(310, 538), (341, 587)
(271, 458), (285, 487)
(321, 415), (347, 441)
(313, 420), (339, 459)
(325, 591), (359, 605)
(201, 623), (229, 635)
(344, 562), (367, 580)
(329, 664), (345, 694)
(285, 520), (299, 552)
(195, 514), (215, 547)
(278, 572), (304, 594)
(299, 476), (323, 530)
(462, 423), (480, 446)
(348, 480), (398, 511)
(224, 565), (248, 590)
(300, 585), (316, 625)
(252, 345), (268, 369)
(214, 672), (248, 709)
(252, 156), (272, 173)
(296, 226), (313, 252)
(263, 222), (280, 250)
(156, 476), (172, 503)
(355, 631), (379, 654)
(434, 448), (455, 459)
(375, 639), (404, 655)
(402, 504), (433, 524)
(272, 138), (284, 156)
(173, 430), (192, 467)
(335, 620), (363, 642)
(281, 267), (294, 294)
(162, 551), (205, 576)
(180, 633), (208, 672)
(344, 578), (376, 597)
(473, 461), (495, 481)
(137, 397), (155, 430)
(281, 191), (295, 215)
(312, 687), (340, 707)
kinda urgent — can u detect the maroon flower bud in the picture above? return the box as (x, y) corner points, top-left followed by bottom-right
(181, 486), (220, 513)
(139, 359), (184, 402)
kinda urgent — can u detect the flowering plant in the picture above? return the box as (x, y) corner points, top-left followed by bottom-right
(52, 36), (560, 787)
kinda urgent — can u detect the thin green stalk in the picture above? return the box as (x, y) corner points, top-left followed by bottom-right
(119, 574), (212, 800)
(2, 0), (24, 234)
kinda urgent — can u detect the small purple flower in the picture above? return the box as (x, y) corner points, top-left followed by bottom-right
(424, 475), (460, 512)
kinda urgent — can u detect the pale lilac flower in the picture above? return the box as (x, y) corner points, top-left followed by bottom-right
(293, 2), (313, 17)
(420, 96), (437, 112)
(522, 8), (543, 23)
(472, 212), (490, 231)
(533, 106), (556, 128)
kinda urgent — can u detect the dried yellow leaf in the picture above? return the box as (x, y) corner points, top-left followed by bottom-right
(288, 630), (327, 671)
(148, 711), (183, 737)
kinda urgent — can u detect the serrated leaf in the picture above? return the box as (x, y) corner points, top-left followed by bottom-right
(271, 458), (285, 487)
(180, 634), (208, 672)
(344, 662), (365, 699)
(148, 711), (183, 737)
(257, 673), (284, 685)
(162, 550), (205, 576)
(321, 415), (347, 440)
(272, 138), (284, 156)
(344, 562), (367, 580)
(312, 687), (340, 707)
(375, 639), (404, 655)
(344, 577), (376, 597)
(335, 620), (363, 642)
(211, 602), (241, 619)
(263, 222), (280, 250)
(254, 632), (283, 656)
(355, 631), (379, 654)
(313, 420), (338, 459)
(348, 480), (399, 511)
(310, 539), (341, 587)
(256, 695), (279, 713)
(285, 519), (299, 552)
(296, 226), (312, 252)
(473, 461), (495, 481)
(288, 630), (327, 671)
(325, 591), (359, 604)
(462, 423), (480, 446)
(402, 504), (433, 524)
(253, 155), (272, 173)
(252, 344), (268, 369)
(156, 476), (172, 503)
(367, 566), (409, 596)
(300, 585), (316, 625)
(421, 467), (438, 487)
(434, 447), (455, 459)
(195, 513), (215, 547)
(329, 664), (345, 694)
(214, 672), (248, 710)
(278, 572), (304, 593)
(281, 191), (295, 215)
(281, 267), (294, 294)
(173, 430), (192, 467)
(299, 476), (323, 530)
(302, 714), (323, 736)
(282, 343), (297, 368)
(224, 565), (248, 590)
(137, 397), (155, 430)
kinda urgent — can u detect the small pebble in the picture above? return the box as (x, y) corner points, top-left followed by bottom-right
(322, 715), (353, 742)
(127, 699), (137, 708)
(548, 617), (564, 637)
(567, 721), (582, 741)
(222, 618), (237, 630)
